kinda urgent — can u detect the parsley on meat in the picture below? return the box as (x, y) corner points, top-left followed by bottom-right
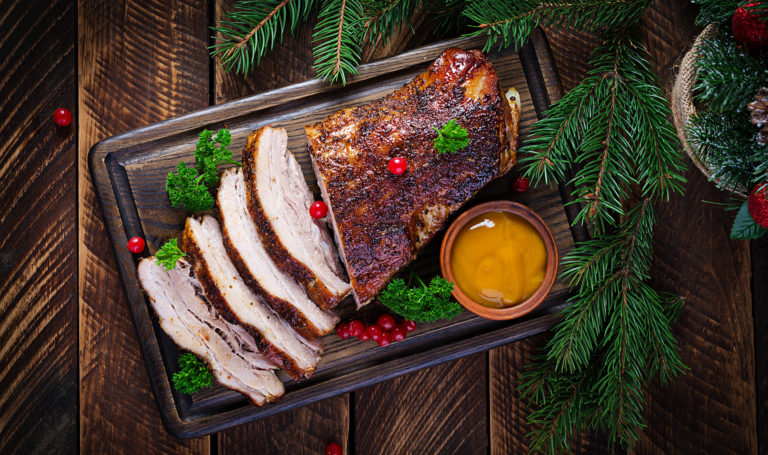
(195, 129), (239, 188)
(166, 162), (215, 212)
(155, 238), (186, 270)
(379, 271), (462, 323)
(433, 119), (469, 154)
(172, 352), (213, 395)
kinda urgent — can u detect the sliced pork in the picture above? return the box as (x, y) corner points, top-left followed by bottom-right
(306, 48), (520, 307)
(242, 126), (352, 309)
(217, 167), (339, 339)
(182, 215), (321, 380)
(138, 258), (284, 405)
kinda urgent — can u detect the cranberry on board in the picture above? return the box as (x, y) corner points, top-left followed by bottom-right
(376, 314), (396, 330)
(336, 323), (350, 339)
(309, 201), (328, 218)
(388, 156), (407, 175)
(403, 320), (417, 332)
(347, 320), (364, 337)
(126, 236), (145, 254)
(357, 328), (371, 341)
(53, 108), (72, 126)
(377, 330), (392, 347)
(367, 325), (383, 341)
(325, 442), (342, 455)
(512, 175), (530, 194)
(390, 326), (406, 342)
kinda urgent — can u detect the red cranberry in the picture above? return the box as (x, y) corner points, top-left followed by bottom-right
(377, 331), (392, 347)
(53, 108), (72, 126)
(347, 320), (364, 337)
(309, 201), (328, 218)
(390, 326), (406, 342)
(376, 314), (396, 331)
(403, 320), (417, 332)
(126, 236), (146, 254)
(336, 323), (350, 339)
(388, 157), (407, 175)
(368, 325), (383, 341)
(325, 442), (342, 455)
(512, 175), (530, 194)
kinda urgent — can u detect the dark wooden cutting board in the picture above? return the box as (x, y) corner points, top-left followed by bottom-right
(88, 30), (577, 438)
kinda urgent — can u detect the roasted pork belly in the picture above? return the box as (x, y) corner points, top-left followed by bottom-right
(242, 126), (352, 309)
(182, 215), (321, 380)
(305, 48), (520, 306)
(217, 167), (339, 339)
(138, 258), (284, 405)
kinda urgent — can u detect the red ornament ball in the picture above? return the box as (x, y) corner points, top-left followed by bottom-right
(748, 183), (768, 228)
(53, 108), (72, 127)
(309, 201), (328, 219)
(388, 156), (407, 175)
(732, 2), (768, 52)
(512, 175), (530, 194)
(325, 442), (343, 455)
(126, 236), (146, 254)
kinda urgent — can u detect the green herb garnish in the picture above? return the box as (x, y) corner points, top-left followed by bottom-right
(166, 128), (239, 213)
(155, 238), (186, 270)
(172, 352), (213, 395)
(433, 119), (469, 154)
(379, 271), (461, 322)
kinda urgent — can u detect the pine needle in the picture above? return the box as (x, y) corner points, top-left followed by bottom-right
(313, 0), (365, 84)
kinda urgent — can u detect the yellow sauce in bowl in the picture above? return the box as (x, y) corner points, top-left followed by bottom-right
(449, 211), (547, 308)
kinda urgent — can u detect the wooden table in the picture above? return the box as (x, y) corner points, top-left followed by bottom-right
(1, 0), (765, 453)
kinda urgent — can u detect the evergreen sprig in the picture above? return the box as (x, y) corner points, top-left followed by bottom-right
(211, 0), (316, 74)
(463, 0), (650, 52)
(521, 35), (685, 234)
(312, 0), (365, 84)
(520, 33), (686, 451)
(363, 0), (422, 43)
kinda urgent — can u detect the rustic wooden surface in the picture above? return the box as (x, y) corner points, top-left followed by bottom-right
(0, 0), (764, 453)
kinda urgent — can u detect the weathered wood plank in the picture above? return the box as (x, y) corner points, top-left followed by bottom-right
(753, 235), (768, 455)
(78, 0), (211, 452)
(0, 0), (77, 453)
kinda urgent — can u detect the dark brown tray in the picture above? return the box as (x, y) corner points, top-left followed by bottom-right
(88, 30), (577, 438)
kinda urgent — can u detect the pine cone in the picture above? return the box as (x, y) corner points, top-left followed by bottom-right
(747, 87), (768, 144)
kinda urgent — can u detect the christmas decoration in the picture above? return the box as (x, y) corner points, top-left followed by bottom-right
(732, 2), (768, 51)
(748, 183), (768, 227)
(747, 87), (768, 144)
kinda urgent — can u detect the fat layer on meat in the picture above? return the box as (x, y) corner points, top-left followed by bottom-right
(217, 167), (339, 339)
(138, 258), (284, 405)
(242, 126), (352, 309)
(182, 215), (321, 380)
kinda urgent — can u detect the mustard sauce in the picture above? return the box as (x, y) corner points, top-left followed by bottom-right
(450, 211), (547, 308)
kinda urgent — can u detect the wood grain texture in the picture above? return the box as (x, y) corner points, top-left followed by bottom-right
(78, 0), (210, 452)
(355, 354), (488, 455)
(753, 235), (768, 455)
(0, 0), (77, 453)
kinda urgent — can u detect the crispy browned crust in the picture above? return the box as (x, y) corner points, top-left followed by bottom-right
(242, 129), (344, 310)
(305, 48), (519, 305)
(182, 219), (314, 381)
(217, 204), (325, 340)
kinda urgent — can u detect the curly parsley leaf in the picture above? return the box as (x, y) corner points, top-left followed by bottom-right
(166, 162), (215, 213)
(433, 119), (469, 154)
(379, 275), (462, 322)
(172, 352), (213, 395)
(195, 128), (239, 188)
(156, 238), (186, 270)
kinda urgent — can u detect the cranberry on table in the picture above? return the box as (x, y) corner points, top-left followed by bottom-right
(512, 175), (530, 194)
(388, 156), (407, 175)
(377, 330), (392, 347)
(53, 108), (72, 126)
(336, 323), (350, 339)
(357, 328), (371, 341)
(376, 314), (396, 331)
(367, 325), (383, 341)
(126, 236), (145, 254)
(390, 326), (406, 342)
(309, 201), (328, 218)
(325, 442), (343, 455)
(403, 320), (417, 332)
(347, 320), (364, 337)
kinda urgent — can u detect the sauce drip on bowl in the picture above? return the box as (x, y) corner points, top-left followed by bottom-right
(449, 211), (547, 308)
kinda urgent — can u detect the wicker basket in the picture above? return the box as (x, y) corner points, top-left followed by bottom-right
(671, 24), (749, 197)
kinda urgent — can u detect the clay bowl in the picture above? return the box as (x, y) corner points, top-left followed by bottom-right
(440, 201), (558, 320)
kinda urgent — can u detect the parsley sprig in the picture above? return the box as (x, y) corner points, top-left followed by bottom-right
(433, 119), (469, 154)
(166, 128), (239, 212)
(172, 352), (213, 395)
(155, 238), (186, 270)
(379, 270), (461, 322)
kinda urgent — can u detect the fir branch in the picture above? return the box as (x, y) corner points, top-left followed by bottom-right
(426, 0), (470, 36)
(362, 0), (422, 43)
(522, 35), (684, 234)
(694, 31), (768, 111)
(691, 0), (743, 26)
(463, 0), (650, 52)
(211, 0), (316, 74)
(313, 0), (365, 84)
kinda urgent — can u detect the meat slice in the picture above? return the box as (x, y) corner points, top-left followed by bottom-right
(182, 215), (321, 380)
(217, 167), (339, 339)
(305, 48), (520, 307)
(138, 258), (284, 405)
(242, 126), (352, 309)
